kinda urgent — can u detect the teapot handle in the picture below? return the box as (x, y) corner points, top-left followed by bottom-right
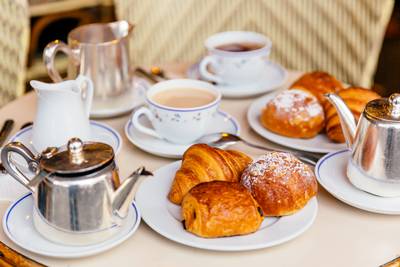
(0, 142), (38, 191)
(76, 75), (94, 117)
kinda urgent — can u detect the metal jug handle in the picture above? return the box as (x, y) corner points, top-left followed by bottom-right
(43, 40), (79, 82)
(76, 75), (94, 117)
(0, 142), (39, 191)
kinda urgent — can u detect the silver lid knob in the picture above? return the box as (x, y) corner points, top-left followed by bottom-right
(68, 138), (84, 165)
(389, 93), (400, 118)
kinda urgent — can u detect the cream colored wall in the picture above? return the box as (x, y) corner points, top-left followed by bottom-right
(115, 0), (394, 87)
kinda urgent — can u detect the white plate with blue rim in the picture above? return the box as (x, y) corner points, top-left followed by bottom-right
(135, 161), (318, 251)
(316, 149), (400, 215)
(2, 193), (141, 258)
(125, 110), (240, 158)
(247, 92), (347, 153)
(8, 121), (122, 155)
(187, 61), (287, 98)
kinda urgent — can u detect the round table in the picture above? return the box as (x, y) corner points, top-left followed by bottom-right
(0, 65), (398, 267)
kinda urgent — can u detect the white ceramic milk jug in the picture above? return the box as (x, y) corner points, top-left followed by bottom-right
(29, 75), (93, 152)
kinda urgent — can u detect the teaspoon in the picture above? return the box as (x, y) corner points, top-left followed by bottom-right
(196, 132), (321, 166)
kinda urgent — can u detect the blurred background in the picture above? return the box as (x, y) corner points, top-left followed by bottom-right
(1, 0), (398, 106)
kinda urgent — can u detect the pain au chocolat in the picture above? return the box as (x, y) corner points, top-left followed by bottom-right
(168, 144), (252, 205)
(181, 181), (263, 238)
(241, 152), (317, 216)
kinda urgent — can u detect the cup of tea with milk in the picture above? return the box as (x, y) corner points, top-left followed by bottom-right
(199, 31), (272, 85)
(131, 79), (221, 144)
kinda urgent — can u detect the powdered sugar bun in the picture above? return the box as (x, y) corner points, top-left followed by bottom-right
(260, 89), (325, 138)
(241, 151), (318, 216)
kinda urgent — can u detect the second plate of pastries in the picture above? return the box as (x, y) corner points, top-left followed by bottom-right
(135, 144), (318, 251)
(247, 71), (381, 153)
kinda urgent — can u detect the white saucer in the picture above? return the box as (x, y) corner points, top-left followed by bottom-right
(247, 92), (347, 153)
(2, 193), (140, 258)
(316, 149), (400, 215)
(9, 121), (122, 155)
(187, 61), (287, 98)
(136, 161), (318, 251)
(90, 77), (149, 119)
(125, 110), (240, 158)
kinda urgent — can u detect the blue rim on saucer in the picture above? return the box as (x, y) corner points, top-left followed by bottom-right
(9, 121), (122, 155)
(3, 193), (141, 258)
(125, 110), (240, 158)
(186, 61), (287, 98)
(316, 149), (400, 215)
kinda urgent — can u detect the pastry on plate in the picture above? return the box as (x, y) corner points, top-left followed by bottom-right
(168, 144), (252, 205)
(241, 152), (317, 216)
(181, 181), (263, 238)
(325, 87), (380, 143)
(260, 89), (325, 138)
(290, 71), (343, 106)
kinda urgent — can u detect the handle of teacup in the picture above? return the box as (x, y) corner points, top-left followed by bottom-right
(76, 75), (94, 117)
(0, 142), (38, 191)
(199, 56), (223, 84)
(131, 107), (163, 139)
(43, 40), (79, 82)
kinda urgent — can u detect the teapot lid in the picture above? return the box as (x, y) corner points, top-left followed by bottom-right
(365, 93), (400, 122)
(40, 138), (114, 174)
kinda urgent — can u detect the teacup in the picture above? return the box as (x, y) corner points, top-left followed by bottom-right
(131, 79), (221, 144)
(199, 31), (272, 85)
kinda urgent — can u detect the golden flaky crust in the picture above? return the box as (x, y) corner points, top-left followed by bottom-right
(168, 144), (252, 205)
(181, 181), (263, 238)
(325, 87), (380, 143)
(290, 71), (343, 106)
(260, 90), (325, 138)
(241, 152), (317, 216)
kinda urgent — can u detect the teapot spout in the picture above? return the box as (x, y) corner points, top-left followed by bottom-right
(325, 93), (357, 148)
(112, 167), (152, 219)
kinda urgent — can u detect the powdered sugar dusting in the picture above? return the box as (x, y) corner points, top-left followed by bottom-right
(269, 89), (323, 121)
(241, 152), (315, 189)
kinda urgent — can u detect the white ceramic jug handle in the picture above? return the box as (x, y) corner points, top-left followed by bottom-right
(76, 75), (94, 117)
(131, 107), (163, 139)
(43, 40), (79, 82)
(199, 56), (223, 84)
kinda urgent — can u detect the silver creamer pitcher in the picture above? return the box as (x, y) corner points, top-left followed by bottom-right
(326, 93), (400, 197)
(43, 20), (133, 100)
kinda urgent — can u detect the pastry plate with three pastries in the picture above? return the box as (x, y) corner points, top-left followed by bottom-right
(136, 144), (318, 251)
(247, 71), (381, 153)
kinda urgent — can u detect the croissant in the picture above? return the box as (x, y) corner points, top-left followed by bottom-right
(181, 181), (263, 238)
(290, 71), (343, 106)
(168, 144), (252, 205)
(325, 87), (380, 143)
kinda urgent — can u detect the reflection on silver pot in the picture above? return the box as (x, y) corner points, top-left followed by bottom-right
(43, 20), (134, 100)
(1, 138), (152, 246)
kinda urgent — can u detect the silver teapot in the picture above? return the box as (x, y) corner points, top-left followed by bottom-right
(1, 138), (152, 245)
(326, 93), (400, 197)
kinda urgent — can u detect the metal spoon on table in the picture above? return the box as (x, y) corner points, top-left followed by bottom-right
(196, 132), (321, 166)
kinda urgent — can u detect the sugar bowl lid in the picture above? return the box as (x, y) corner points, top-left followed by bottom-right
(39, 138), (114, 174)
(365, 93), (400, 122)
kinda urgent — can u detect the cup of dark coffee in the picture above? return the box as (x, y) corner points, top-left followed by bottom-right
(199, 31), (272, 85)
